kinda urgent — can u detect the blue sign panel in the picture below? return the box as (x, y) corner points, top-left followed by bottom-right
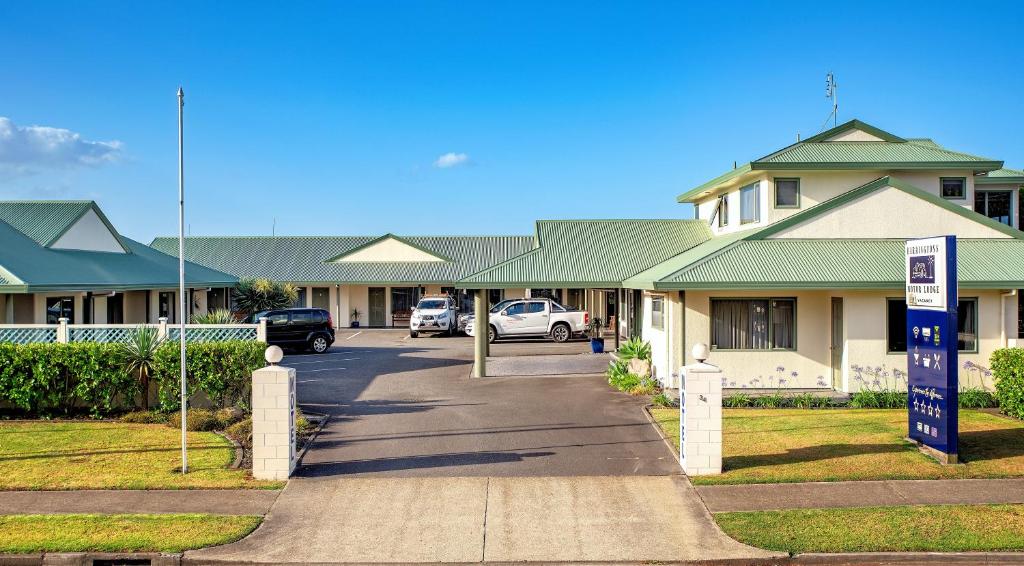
(905, 236), (958, 460)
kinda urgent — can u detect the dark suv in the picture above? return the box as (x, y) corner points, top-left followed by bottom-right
(250, 308), (335, 354)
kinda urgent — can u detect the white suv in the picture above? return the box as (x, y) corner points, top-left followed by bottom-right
(409, 296), (457, 337)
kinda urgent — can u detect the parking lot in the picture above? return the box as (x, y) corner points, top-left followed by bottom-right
(287, 329), (678, 477)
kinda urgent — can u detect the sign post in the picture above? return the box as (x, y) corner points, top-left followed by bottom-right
(905, 236), (958, 464)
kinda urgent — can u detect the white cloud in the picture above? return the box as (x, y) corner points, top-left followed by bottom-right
(433, 152), (469, 169)
(0, 116), (123, 177)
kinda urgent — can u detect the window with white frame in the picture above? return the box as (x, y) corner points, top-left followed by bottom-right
(650, 296), (664, 329)
(740, 182), (760, 223)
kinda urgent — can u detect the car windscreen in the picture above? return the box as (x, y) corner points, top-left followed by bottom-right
(417, 300), (448, 310)
(489, 299), (514, 313)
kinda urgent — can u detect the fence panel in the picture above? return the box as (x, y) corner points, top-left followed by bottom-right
(0, 326), (58, 344)
(0, 323), (260, 344)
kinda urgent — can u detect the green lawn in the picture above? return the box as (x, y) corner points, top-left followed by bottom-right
(0, 514), (260, 553)
(650, 408), (1024, 485)
(716, 504), (1024, 553)
(0, 421), (281, 490)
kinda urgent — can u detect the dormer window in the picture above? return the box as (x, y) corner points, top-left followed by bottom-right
(941, 177), (966, 199)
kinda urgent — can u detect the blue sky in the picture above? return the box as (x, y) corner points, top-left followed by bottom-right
(1, 1), (1021, 242)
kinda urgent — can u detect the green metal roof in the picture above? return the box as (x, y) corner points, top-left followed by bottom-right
(458, 219), (712, 288)
(976, 168), (1024, 184)
(150, 235), (535, 285)
(0, 200), (128, 250)
(653, 239), (1024, 289)
(648, 176), (1024, 290)
(676, 119), (1004, 203)
(0, 214), (237, 293)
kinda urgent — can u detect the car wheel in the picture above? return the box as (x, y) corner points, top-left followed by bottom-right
(310, 335), (330, 354)
(410, 330), (419, 338)
(551, 323), (570, 343)
(488, 325), (497, 343)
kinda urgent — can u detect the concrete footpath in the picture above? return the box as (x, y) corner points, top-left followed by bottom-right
(184, 476), (782, 564)
(0, 489), (279, 515)
(698, 478), (1024, 513)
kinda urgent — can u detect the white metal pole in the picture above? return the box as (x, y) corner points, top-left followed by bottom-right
(177, 86), (188, 474)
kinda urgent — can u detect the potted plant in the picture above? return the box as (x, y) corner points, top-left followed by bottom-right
(588, 317), (605, 354)
(350, 308), (362, 328)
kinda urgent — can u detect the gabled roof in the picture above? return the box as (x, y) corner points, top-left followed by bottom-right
(325, 233), (452, 263)
(0, 220), (237, 293)
(677, 119), (1004, 203)
(150, 235), (534, 285)
(641, 176), (1024, 290)
(976, 167), (1024, 184)
(458, 219), (713, 288)
(0, 200), (130, 252)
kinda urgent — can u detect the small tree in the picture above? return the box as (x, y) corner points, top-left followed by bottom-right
(232, 278), (299, 316)
(116, 326), (164, 410)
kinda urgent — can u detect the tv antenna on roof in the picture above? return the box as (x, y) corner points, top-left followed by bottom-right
(821, 72), (838, 131)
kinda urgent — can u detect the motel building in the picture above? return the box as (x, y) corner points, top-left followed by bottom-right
(457, 120), (1024, 392)
(0, 201), (236, 325)
(3, 119), (1024, 396)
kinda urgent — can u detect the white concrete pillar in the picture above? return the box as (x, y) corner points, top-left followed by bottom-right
(56, 318), (69, 343)
(680, 345), (722, 476)
(251, 354), (296, 480)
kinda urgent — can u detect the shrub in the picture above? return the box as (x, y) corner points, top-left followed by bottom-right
(723, 394), (751, 408)
(651, 392), (676, 407)
(232, 279), (299, 317)
(192, 309), (237, 324)
(119, 410), (168, 424)
(791, 393), (816, 409)
(850, 389), (907, 409)
(295, 408), (309, 442)
(215, 407), (246, 429)
(617, 337), (652, 362)
(152, 340), (265, 411)
(629, 377), (659, 396)
(115, 326), (164, 410)
(991, 348), (1024, 419)
(224, 417), (252, 448)
(752, 393), (785, 409)
(0, 342), (137, 416)
(166, 408), (219, 432)
(959, 387), (997, 409)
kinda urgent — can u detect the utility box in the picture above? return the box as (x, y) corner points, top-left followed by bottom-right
(251, 364), (296, 480)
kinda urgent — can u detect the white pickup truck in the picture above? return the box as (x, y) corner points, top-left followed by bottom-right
(465, 298), (588, 343)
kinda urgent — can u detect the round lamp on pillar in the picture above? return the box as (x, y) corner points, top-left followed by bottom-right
(265, 345), (284, 366)
(692, 343), (709, 363)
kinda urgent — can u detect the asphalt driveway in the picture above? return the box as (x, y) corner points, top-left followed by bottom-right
(288, 329), (679, 477)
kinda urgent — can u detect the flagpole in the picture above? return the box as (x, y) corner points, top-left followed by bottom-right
(177, 86), (188, 474)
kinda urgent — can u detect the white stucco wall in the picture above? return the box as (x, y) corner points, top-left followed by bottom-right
(335, 237), (444, 262)
(769, 185), (1011, 239)
(50, 208), (125, 253)
(679, 288), (1015, 393)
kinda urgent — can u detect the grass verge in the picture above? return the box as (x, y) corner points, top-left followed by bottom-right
(715, 504), (1024, 553)
(0, 513), (261, 553)
(0, 421), (282, 490)
(648, 408), (1024, 485)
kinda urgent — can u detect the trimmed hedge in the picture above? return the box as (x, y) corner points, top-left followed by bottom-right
(991, 348), (1024, 419)
(152, 340), (265, 412)
(0, 342), (136, 416)
(0, 340), (265, 417)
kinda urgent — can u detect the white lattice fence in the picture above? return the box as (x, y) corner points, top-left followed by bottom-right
(0, 320), (263, 345)
(166, 325), (258, 342)
(69, 326), (136, 343)
(0, 326), (58, 344)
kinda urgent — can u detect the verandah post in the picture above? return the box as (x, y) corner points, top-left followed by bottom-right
(473, 289), (487, 378)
